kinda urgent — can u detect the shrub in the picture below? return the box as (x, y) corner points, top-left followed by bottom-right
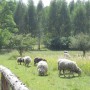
(44, 37), (70, 50)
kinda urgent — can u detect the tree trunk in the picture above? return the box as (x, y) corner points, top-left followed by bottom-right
(19, 49), (22, 56)
(83, 50), (86, 57)
(18, 47), (23, 56)
(38, 35), (41, 50)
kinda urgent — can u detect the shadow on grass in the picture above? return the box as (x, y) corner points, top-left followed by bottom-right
(26, 65), (32, 68)
(59, 75), (80, 79)
(38, 74), (48, 77)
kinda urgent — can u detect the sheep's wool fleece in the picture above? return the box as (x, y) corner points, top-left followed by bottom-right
(37, 61), (48, 68)
(58, 58), (76, 64)
(24, 56), (32, 61)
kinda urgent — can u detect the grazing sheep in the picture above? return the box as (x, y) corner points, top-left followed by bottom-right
(64, 51), (71, 59)
(58, 58), (81, 77)
(23, 56), (32, 67)
(37, 61), (48, 76)
(17, 57), (24, 65)
(34, 57), (47, 66)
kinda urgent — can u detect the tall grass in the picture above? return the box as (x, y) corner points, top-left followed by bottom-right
(0, 50), (90, 90)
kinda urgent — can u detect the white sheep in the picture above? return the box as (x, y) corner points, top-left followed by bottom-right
(37, 61), (48, 76)
(58, 58), (81, 77)
(23, 56), (32, 67)
(64, 51), (71, 59)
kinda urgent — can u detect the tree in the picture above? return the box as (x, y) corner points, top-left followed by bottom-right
(69, 0), (74, 14)
(48, 0), (57, 37)
(48, 0), (71, 38)
(70, 33), (90, 56)
(14, 0), (27, 34)
(0, 0), (17, 33)
(36, 0), (44, 50)
(0, 29), (12, 49)
(0, 0), (17, 49)
(72, 3), (87, 35)
(85, 1), (90, 34)
(56, 0), (71, 37)
(9, 34), (36, 56)
(27, 0), (37, 36)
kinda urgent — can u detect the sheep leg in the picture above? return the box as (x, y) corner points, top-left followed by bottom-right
(59, 69), (61, 77)
(63, 70), (66, 77)
(69, 71), (71, 78)
(69, 71), (74, 77)
(20, 62), (21, 65)
(34, 62), (36, 66)
(38, 72), (40, 76)
(59, 70), (61, 77)
(72, 72), (74, 77)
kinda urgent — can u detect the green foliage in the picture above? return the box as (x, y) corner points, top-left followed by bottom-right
(36, 0), (44, 50)
(69, 0), (74, 14)
(49, 37), (61, 50)
(44, 37), (70, 50)
(48, 0), (71, 38)
(14, 0), (27, 34)
(0, 0), (90, 51)
(72, 4), (87, 35)
(9, 34), (37, 56)
(85, 1), (90, 33)
(0, 0), (17, 49)
(70, 33), (90, 56)
(56, 0), (71, 37)
(26, 0), (37, 36)
(48, 0), (57, 37)
(0, 0), (17, 33)
(0, 29), (12, 48)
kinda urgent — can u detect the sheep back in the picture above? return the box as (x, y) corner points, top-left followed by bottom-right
(37, 61), (48, 76)
(23, 56), (32, 66)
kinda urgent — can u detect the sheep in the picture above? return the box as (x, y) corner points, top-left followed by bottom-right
(17, 57), (24, 65)
(34, 57), (47, 66)
(23, 56), (32, 67)
(58, 58), (81, 77)
(64, 51), (71, 59)
(37, 61), (48, 76)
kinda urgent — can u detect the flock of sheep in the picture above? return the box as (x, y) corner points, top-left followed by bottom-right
(17, 51), (82, 78)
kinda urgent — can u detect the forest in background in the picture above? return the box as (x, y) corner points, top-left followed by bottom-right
(0, 0), (90, 56)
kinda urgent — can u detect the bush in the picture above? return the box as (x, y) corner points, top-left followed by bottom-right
(49, 37), (61, 50)
(44, 37), (70, 50)
(70, 33), (90, 56)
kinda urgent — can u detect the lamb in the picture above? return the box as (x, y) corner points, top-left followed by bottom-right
(58, 58), (81, 77)
(34, 57), (47, 66)
(17, 57), (24, 65)
(64, 51), (71, 59)
(37, 61), (48, 76)
(23, 56), (32, 67)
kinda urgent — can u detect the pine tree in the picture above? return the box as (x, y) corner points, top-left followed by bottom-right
(73, 4), (87, 35)
(36, 0), (44, 50)
(27, 0), (37, 36)
(14, 0), (27, 34)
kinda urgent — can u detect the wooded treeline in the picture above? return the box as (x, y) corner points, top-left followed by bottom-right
(0, 0), (90, 56)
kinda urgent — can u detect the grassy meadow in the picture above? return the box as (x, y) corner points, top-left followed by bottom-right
(0, 50), (90, 90)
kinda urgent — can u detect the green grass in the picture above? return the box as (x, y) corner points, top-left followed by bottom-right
(0, 50), (90, 90)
